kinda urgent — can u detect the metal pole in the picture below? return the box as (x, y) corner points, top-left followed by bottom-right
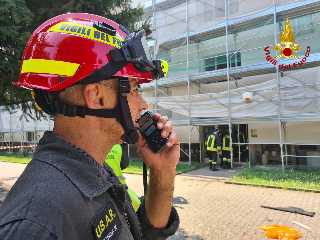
(233, 34), (237, 67)
(225, 0), (233, 168)
(48, 114), (51, 130)
(21, 115), (24, 154)
(197, 43), (200, 73)
(186, 0), (191, 166)
(283, 122), (288, 166)
(153, 0), (157, 113)
(238, 124), (240, 165)
(34, 122), (36, 153)
(127, 143), (130, 158)
(273, 0), (284, 172)
(9, 111), (12, 153)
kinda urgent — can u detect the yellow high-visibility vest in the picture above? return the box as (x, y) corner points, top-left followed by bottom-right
(237, 132), (246, 146)
(206, 135), (217, 151)
(105, 145), (141, 212)
(222, 135), (232, 151)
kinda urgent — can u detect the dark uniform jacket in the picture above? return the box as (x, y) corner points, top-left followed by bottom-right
(0, 132), (179, 240)
(206, 132), (221, 151)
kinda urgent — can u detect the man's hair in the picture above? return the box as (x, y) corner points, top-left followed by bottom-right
(99, 78), (118, 92)
(58, 84), (85, 106)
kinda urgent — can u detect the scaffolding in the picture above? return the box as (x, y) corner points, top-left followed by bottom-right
(140, 0), (320, 170)
(0, 108), (53, 152)
(0, 0), (319, 168)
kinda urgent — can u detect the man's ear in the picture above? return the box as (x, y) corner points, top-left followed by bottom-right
(83, 83), (117, 109)
(83, 83), (104, 109)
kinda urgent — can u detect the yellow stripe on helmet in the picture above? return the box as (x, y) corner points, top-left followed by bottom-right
(21, 59), (80, 76)
(49, 22), (124, 49)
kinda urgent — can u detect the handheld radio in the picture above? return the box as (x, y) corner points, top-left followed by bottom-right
(136, 111), (168, 153)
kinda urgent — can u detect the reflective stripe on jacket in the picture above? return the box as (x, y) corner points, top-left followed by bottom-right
(206, 132), (221, 151)
(222, 135), (232, 151)
(237, 132), (246, 146)
(206, 134), (217, 151)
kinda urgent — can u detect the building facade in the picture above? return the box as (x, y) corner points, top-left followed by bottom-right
(1, 0), (319, 167)
(132, 0), (320, 168)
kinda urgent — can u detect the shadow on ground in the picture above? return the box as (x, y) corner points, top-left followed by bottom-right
(0, 181), (12, 204)
(168, 228), (204, 240)
(173, 197), (188, 205)
(178, 164), (245, 183)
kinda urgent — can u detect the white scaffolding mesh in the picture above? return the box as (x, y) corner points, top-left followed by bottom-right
(0, 108), (53, 133)
(144, 66), (320, 119)
(150, 0), (307, 49)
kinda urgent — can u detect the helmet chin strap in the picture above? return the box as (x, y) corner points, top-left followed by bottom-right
(34, 78), (140, 144)
(117, 78), (140, 144)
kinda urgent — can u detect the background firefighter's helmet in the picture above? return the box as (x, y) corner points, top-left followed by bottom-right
(14, 13), (166, 91)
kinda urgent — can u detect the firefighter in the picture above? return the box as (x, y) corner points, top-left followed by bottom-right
(222, 128), (232, 169)
(206, 127), (221, 171)
(237, 131), (247, 162)
(0, 13), (180, 239)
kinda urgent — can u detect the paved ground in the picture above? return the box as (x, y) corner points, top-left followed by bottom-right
(1, 161), (320, 239)
(0, 162), (27, 202)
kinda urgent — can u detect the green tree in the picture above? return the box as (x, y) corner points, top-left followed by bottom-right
(0, 0), (35, 117)
(1, 0), (151, 118)
(26, 0), (151, 34)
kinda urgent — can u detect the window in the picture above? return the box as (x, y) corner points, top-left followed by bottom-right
(251, 129), (257, 137)
(205, 52), (241, 71)
(280, 15), (315, 37)
(299, 145), (317, 151)
(26, 132), (34, 142)
(294, 15), (315, 36)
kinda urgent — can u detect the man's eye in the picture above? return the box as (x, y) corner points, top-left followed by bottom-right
(132, 89), (139, 94)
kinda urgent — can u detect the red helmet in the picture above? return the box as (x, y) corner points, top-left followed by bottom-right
(14, 13), (168, 144)
(14, 13), (167, 91)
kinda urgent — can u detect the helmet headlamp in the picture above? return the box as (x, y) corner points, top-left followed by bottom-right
(110, 29), (167, 80)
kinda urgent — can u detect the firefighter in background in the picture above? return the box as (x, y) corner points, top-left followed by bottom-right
(206, 127), (221, 171)
(105, 144), (141, 212)
(222, 128), (232, 169)
(237, 130), (248, 162)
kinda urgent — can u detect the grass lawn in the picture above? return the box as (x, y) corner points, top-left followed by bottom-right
(0, 152), (33, 164)
(0, 152), (202, 174)
(229, 167), (320, 190)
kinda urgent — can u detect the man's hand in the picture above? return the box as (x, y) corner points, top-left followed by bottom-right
(136, 113), (180, 170)
(136, 113), (180, 228)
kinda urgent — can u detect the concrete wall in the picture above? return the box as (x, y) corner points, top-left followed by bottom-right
(248, 122), (280, 144)
(285, 122), (320, 144)
(248, 121), (320, 144)
(248, 121), (320, 165)
(2, 131), (45, 144)
(173, 125), (200, 143)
